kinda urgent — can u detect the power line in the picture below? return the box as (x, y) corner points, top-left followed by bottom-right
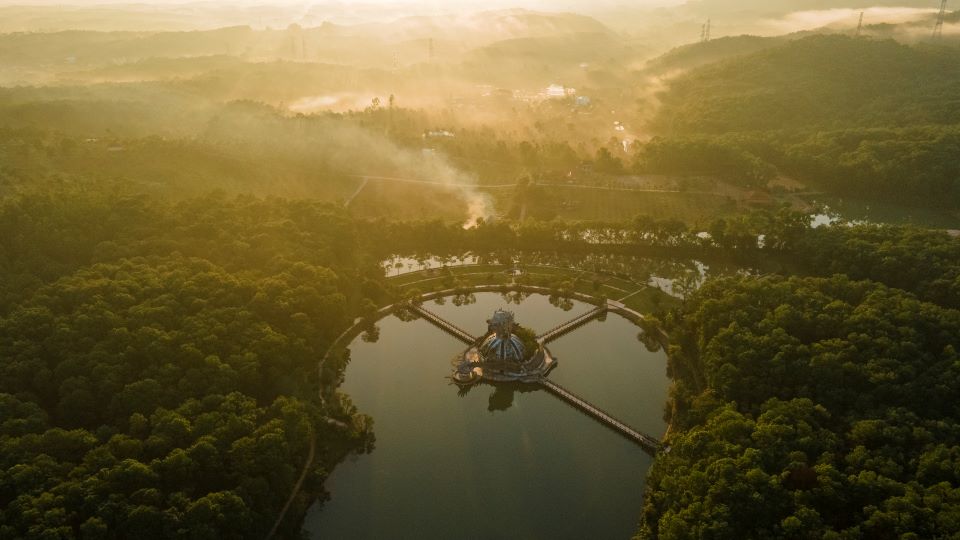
(934, 0), (948, 39)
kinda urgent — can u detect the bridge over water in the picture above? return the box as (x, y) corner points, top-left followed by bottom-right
(537, 306), (607, 343)
(407, 303), (479, 345)
(540, 378), (661, 454)
(407, 300), (663, 453)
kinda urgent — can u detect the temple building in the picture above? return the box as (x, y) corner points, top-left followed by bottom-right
(452, 309), (556, 385)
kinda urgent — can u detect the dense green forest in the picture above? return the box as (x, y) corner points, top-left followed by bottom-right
(654, 36), (960, 133)
(640, 275), (960, 539)
(642, 35), (785, 76)
(0, 187), (387, 538)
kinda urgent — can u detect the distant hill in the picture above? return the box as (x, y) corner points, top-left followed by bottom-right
(346, 9), (612, 45)
(457, 31), (647, 88)
(681, 0), (934, 17)
(464, 31), (645, 69)
(0, 27), (257, 69)
(643, 35), (785, 75)
(852, 9), (960, 45)
(652, 34), (960, 134)
(0, 9), (615, 73)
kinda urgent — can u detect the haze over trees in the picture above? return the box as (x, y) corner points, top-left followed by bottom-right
(647, 35), (960, 205)
(2, 0), (960, 538)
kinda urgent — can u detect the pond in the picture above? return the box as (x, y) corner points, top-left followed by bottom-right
(303, 292), (669, 539)
(809, 198), (960, 229)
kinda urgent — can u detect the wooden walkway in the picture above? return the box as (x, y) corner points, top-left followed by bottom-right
(407, 303), (478, 345)
(537, 306), (607, 343)
(540, 378), (661, 454)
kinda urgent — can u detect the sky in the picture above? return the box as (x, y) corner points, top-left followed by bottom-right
(0, 0), (682, 5)
(0, 0), (940, 37)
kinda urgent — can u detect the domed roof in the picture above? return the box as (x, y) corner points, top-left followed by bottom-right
(480, 333), (525, 364)
(480, 308), (526, 364)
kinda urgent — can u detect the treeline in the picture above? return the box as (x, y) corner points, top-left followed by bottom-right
(635, 127), (960, 204)
(367, 211), (960, 311)
(778, 126), (960, 202)
(639, 275), (960, 539)
(794, 223), (960, 309)
(633, 136), (776, 188)
(359, 209), (808, 255)
(0, 186), (385, 538)
(655, 35), (960, 134)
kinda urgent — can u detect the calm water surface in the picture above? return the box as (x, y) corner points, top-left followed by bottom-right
(304, 293), (668, 539)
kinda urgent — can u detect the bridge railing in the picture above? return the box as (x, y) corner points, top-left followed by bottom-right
(541, 378), (661, 452)
(537, 306), (606, 342)
(407, 303), (478, 344)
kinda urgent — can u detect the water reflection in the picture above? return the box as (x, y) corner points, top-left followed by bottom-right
(547, 294), (575, 311)
(637, 327), (662, 353)
(810, 199), (960, 229)
(500, 290), (530, 304)
(450, 293), (476, 306)
(383, 251), (750, 301)
(360, 323), (380, 343)
(484, 382), (539, 412)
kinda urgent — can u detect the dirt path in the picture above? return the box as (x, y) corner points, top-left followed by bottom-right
(264, 430), (317, 540)
(343, 177), (369, 207)
(347, 173), (730, 195)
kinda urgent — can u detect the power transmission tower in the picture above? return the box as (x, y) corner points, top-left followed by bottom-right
(933, 0), (947, 39)
(700, 19), (711, 43)
(705, 19), (711, 42)
(855, 11), (864, 37)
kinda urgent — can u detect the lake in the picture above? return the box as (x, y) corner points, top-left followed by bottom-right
(303, 292), (669, 539)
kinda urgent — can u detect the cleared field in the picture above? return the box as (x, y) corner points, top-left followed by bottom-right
(343, 174), (748, 224)
(483, 185), (740, 223)
(347, 179), (472, 222)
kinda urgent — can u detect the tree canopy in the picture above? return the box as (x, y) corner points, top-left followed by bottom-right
(0, 188), (379, 539)
(640, 275), (960, 539)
